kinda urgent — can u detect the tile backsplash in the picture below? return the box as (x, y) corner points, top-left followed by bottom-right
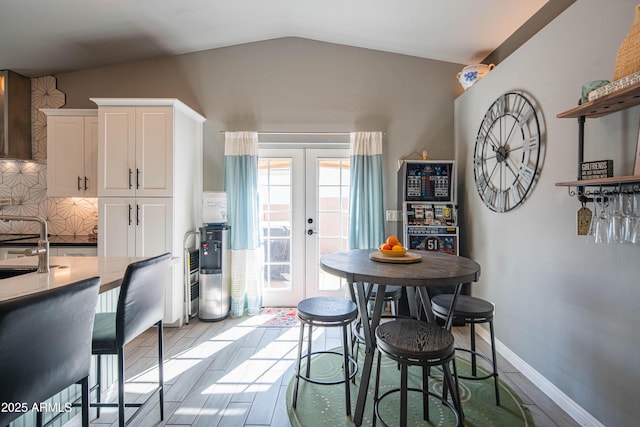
(0, 75), (98, 235)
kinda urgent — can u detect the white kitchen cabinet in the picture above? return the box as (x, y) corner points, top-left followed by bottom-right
(98, 197), (172, 257)
(42, 109), (98, 197)
(96, 105), (173, 198)
(92, 98), (205, 326)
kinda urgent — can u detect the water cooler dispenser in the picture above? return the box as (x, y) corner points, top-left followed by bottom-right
(199, 225), (230, 321)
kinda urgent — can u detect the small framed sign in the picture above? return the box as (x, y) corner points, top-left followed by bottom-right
(580, 160), (613, 180)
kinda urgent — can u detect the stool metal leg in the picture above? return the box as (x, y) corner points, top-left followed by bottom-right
(470, 321), (477, 376)
(373, 352), (382, 427)
(341, 324), (352, 416)
(81, 376), (90, 427)
(305, 323), (313, 378)
(292, 322), (305, 409)
(442, 360), (464, 427)
(400, 364), (408, 427)
(95, 355), (101, 418)
(489, 320), (501, 406)
(157, 321), (164, 420)
(422, 366), (429, 421)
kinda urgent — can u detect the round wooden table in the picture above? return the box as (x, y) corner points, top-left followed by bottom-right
(320, 249), (481, 426)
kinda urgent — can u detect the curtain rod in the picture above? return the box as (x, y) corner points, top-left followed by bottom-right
(220, 131), (351, 135)
(219, 131), (385, 135)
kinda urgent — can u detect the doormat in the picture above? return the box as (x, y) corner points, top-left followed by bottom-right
(255, 307), (299, 327)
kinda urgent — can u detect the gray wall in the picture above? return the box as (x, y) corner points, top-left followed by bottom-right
(454, 1), (639, 426)
(54, 37), (463, 231)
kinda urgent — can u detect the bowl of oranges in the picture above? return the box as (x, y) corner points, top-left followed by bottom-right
(378, 236), (408, 256)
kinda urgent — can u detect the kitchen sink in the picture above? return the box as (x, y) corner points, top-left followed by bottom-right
(0, 267), (38, 279)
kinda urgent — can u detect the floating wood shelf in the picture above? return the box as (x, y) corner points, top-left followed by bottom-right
(556, 175), (640, 187)
(557, 80), (640, 119)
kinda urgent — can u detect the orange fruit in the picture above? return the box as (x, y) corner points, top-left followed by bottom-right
(392, 244), (403, 251)
(386, 235), (399, 246)
(381, 243), (392, 250)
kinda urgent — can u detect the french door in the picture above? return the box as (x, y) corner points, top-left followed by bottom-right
(258, 148), (350, 306)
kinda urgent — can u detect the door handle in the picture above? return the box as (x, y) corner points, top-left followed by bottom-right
(136, 204), (140, 225)
(128, 169), (132, 189)
(136, 168), (140, 189)
(84, 176), (88, 191)
(128, 204), (132, 225)
(77, 176), (82, 191)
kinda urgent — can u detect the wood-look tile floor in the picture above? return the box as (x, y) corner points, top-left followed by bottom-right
(69, 314), (579, 427)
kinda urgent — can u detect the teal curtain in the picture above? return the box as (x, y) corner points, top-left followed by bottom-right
(224, 131), (262, 316)
(348, 131), (385, 249)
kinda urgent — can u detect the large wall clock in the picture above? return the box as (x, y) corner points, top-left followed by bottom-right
(473, 91), (541, 213)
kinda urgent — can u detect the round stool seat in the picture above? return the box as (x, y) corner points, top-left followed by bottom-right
(297, 297), (357, 324)
(431, 294), (494, 320)
(376, 318), (454, 361)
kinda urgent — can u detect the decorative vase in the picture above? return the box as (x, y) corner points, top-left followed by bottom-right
(613, 3), (640, 81)
(457, 64), (495, 90)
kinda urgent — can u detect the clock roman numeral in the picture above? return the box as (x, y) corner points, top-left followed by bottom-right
(496, 190), (506, 212)
(523, 135), (539, 151)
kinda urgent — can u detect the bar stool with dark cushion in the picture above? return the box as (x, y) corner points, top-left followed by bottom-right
(91, 253), (171, 427)
(292, 296), (358, 416)
(374, 319), (463, 427)
(431, 293), (500, 405)
(0, 277), (101, 427)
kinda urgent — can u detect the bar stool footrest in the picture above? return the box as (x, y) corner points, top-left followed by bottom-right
(454, 347), (497, 381)
(298, 350), (358, 385)
(374, 387), (460, 427)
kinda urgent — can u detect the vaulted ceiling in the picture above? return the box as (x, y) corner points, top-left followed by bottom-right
(0, 0), (555, 78)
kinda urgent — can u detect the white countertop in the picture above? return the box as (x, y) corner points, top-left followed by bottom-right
(0, 256), (146, 301)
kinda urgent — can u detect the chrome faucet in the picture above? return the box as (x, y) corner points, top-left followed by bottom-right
(0, 215), (49, 273)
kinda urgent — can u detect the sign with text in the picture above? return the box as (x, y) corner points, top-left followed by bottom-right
(580, 160), (613, 180)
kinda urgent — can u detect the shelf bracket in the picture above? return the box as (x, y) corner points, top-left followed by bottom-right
(576, 115), (592, 204)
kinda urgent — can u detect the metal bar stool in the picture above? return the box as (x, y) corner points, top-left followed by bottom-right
(373, 318), (463, 427)
(292, 296), (359, 416)
(431, 293), (500, 405)
(90, 253), (171, 427)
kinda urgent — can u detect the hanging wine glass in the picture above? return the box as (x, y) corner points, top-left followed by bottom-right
(593, 195), (609, 244)
(621, 189), (635, 243)
(607, 190), (623, 244)
(630, 189), (640, 245)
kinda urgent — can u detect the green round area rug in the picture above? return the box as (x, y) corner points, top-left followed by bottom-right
(287, 349), (534, 426)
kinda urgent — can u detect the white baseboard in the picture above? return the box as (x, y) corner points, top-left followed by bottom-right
(476, 328), (604, 427)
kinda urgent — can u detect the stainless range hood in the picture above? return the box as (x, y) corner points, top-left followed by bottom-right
(0, 70), (32, 160)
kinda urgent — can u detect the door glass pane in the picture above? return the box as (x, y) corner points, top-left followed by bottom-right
(258, 158), (292, 292)
(317, 158), (350, 291)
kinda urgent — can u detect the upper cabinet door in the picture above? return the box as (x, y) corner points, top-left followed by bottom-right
(45, 112), (98, 197)
(136, 107), (173, 197)
(47, 115), (85, 197)
(97, 106), (173, 197)
(98, 107), (136, 197)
